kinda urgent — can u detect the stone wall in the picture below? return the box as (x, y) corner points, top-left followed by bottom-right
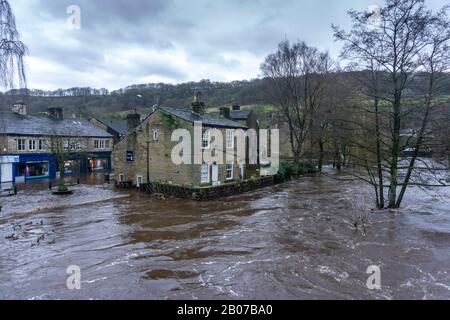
(148, 176), (274, 201)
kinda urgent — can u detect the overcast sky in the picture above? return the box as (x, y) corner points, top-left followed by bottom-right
(10, 0), (449, 91)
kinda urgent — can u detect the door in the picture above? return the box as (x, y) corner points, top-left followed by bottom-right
(1, 163), (13, 190)
(239, 164), (245, 180)
(212, 163), (219, 185)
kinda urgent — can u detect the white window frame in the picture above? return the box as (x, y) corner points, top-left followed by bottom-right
(153, 130), (160, 141)
(94, 139), (106, 150)
(119, 173), (125, 183)
(136, 175), (143, 187)
(17, 139), (26, 151)
(201, 164), (210, 184)
(202, 130), (210, 149)
(38, 139), (44, 151)
(28, 139), (37, 151)
(226, 129), (234, 149)
(226, 162), (234, 180)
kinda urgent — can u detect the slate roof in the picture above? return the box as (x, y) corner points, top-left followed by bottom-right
(230, 110), (251, 120)
(97, 118), (128, 135)
(160, 107), (248, 129)
(0, 112), (112, 138)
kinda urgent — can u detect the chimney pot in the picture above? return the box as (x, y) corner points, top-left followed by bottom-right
(12, 101), (27, 115)
(127, 113), (141, 131)
(219, 107), (231, 119)
(191, 91), (205, 115)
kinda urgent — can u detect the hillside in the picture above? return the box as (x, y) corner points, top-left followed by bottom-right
(1, 72), (449, 119)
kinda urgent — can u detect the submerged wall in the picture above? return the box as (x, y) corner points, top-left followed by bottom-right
(136, 176), (274, 201)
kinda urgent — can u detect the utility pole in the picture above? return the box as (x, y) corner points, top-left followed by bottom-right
(146, 122), (152, 193)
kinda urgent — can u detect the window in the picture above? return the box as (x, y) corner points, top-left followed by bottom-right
(94, 139), (106, 149)
(17, 139), (26, 151)
(28, 140), (36, 151)
(226, 129), (234, 149)
(136, 175), (143, 187)
(153, 130), (160, 141)
(202, 130), (210, 149)
(201, 164), (210, 184)
(119, 174), (125, 183)
(226, 162), (234, 180)
(126, 151), (134, 162)
(38, 140), (44, 151)
(105, 140), (110, 149)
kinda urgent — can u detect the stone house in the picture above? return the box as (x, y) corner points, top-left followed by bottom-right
(113, 100), (258, 188)
(89, 113), (143, 147)
(0, 102), (113, 186)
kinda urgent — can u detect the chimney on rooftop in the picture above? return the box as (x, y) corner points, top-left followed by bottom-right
(12, 101), (27, 116)
(232, 104), (241, 111)
(219, 107), (231, 119)
(127, 112), (141, 131)
(191, 91), (205, 115)
(48, 107), (63, 120)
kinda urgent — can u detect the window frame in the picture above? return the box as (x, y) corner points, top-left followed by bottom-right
(202, 130), (210, 150)
(17, 139), (26, 151)
(226, 129), (234, 149)
(201, 163), (210, 184)
(152, 130), (160, 141)
(226, 162), (234, 180)
(28, 139), (37, 151)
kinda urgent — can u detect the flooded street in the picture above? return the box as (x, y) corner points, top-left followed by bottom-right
(0, 171), (449, 300)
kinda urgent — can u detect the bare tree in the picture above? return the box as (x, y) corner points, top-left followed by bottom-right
(333, 0), (450, 208)
(46, 130), (82, 193)
(0, 0), (27, 90)
(261, 40), (331, 169)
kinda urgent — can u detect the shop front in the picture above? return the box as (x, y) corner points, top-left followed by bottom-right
(85, 152), (112, 173)
(14, 154), (56, 182)
(0, 155), (19, 191)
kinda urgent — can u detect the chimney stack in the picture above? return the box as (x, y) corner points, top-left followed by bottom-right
(127, 112), (141, 131)
(219, 107), (231, 119)
(191, 91), (205, 115)
(12, 101), (27, 116)
(48, 107), (64, 120)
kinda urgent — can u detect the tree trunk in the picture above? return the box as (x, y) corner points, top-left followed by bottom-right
(318, 139), (324, 172)
(388, 94), (402, 208)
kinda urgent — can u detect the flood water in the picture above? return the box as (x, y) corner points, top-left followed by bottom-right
(0, 170), (449, 300)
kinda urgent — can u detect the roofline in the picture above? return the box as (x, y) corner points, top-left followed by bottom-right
(159, 107), (248, 130)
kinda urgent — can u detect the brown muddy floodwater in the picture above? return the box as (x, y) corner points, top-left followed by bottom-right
(0, 170), (449, 300)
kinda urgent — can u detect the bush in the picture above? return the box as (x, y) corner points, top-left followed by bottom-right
(275, 161), (295, 183)
(297, 161), (317, 175)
